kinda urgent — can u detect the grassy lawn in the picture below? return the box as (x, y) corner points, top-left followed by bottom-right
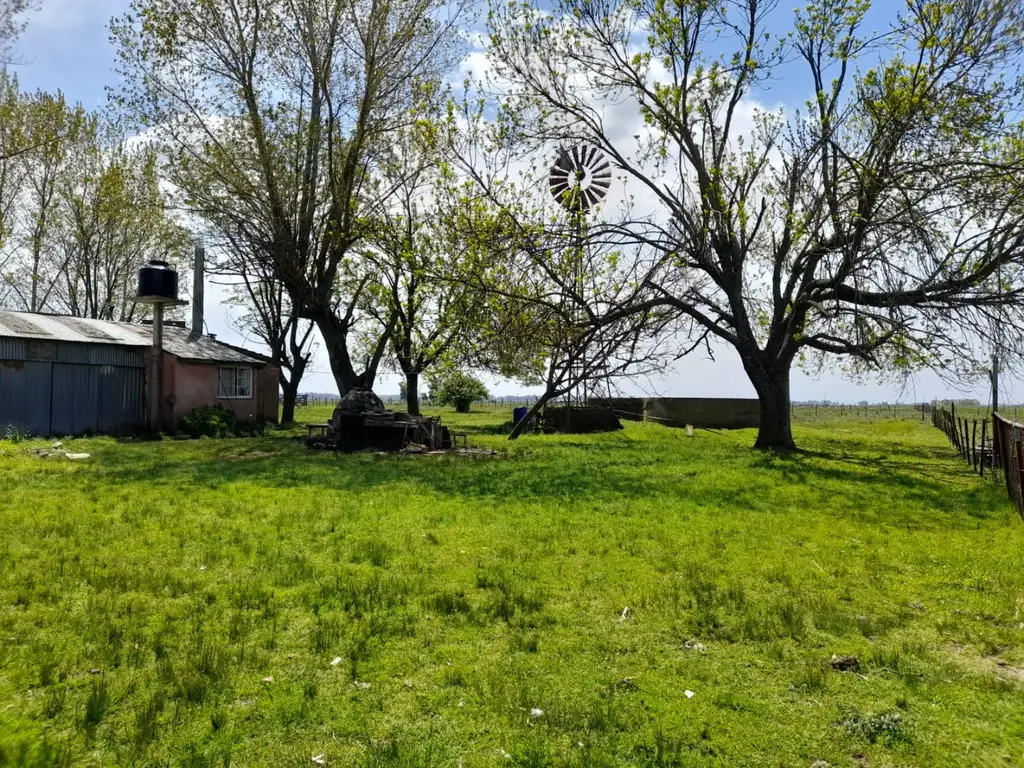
(1, 407), (1022, 767)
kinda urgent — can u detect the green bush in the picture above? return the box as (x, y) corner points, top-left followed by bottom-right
(180, 405), (237, 438)
(428, 371), (489, 413)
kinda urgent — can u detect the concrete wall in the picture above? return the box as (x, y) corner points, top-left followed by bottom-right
(592, 397), (760, 430)
(150, 352), (280, 427)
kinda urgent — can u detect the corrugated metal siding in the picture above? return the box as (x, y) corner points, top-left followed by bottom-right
(97, 366), (146, 436)
(0, 337), (26, 361)
(0, 360), (53, 436)
(0, 339), (144, 367)
(52, 364), (101, 435)
(0, 359), (145, 437)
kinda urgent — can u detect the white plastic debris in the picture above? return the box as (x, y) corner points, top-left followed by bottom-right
(263, 676), (274, 683)
(330, 657), (343, 667)
(529, 707), (543, 718)
(52, 441), (63, 449)
(619, 607), (631, 621)
(312, 754), (326, 765)
(66, 453), (91, 460)
(354, 681), (371, 690)
(199, 565), (207, 572)
(684, 690), (695, 699)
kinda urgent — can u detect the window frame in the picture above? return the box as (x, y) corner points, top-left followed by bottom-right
(217, 365), (254, 399)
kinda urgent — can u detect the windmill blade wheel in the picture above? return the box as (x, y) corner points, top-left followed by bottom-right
(549, 145), (611, 212)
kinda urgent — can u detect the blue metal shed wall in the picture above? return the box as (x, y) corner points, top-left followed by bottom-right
(96, 365), (146, 436)
(0, 359), (146, 437)
(0, 360), (53, 436)
(0, 338), (145, 367)
(0, 337), (26, 361)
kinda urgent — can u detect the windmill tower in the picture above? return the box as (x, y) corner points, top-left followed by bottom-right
(548, 145), (611, 410)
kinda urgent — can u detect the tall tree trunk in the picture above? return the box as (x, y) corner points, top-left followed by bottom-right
(745, 356), (795, 451)
(280, 374), (300, 425)
(313, 313), (360, 394)
(405, 370), (420, 416)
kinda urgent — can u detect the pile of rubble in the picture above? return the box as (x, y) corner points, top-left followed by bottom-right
(30, 441), (91, 460)
(307, 388), (484, 454)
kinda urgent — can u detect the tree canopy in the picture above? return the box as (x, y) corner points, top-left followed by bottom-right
(111, 0), (471, 395)
(485, 0), (1024, 449)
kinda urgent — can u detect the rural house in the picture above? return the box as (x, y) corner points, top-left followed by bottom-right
(0, 310), (279, 437)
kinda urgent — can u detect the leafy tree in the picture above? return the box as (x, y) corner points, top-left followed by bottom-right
(111, 0), (470, 395)
(0, 1), (36, 66)
(18, 89), (85, 311)
(429, 369), (489, 413)
(439, 97), (682, 438)
(216, 238), (315, 425)
(364, 125), (498, 416)
(487, 0), (1024, 450)
(52, 119), (188, 320)
(0, 87), (184, 317)
(0, 71), (28, 303)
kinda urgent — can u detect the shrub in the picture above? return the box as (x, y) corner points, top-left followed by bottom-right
(429, 371), (489, 413)
(837, 707), (912, 745)
(180, 405), (237, 438)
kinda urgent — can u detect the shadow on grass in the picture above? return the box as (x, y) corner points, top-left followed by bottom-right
(750, 443), (1007, 524)
(66, 423), (1014, 532)
(86, 437), (671, 503)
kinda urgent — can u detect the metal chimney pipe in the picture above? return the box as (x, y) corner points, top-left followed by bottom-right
(191, 245), (205, 338)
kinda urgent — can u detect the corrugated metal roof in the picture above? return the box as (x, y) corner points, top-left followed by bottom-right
(159, 326), (267, 365)
(0, 310), (268, 366)
(0, 311), (145, 345)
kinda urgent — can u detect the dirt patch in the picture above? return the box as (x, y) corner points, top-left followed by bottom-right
(948, 645), (1024, 687)
(993, 661), (1024, 683)
(228, 451), (280, 461)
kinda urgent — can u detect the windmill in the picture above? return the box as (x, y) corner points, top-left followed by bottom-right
(549, 146), (612, 212)
(548, 145), (611, 412)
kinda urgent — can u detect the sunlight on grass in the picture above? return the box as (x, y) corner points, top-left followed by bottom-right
(0, 407), (1021, 766)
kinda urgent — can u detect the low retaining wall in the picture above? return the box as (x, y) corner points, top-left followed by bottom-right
(591, 397), (760, 430)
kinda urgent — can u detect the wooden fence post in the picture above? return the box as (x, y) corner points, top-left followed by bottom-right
(980, 419), (987, 477)
(971, 420), (978, 471)
(1016, 435), (1024, 517)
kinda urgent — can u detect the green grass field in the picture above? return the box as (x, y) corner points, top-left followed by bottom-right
(1, 407), (1022, 767)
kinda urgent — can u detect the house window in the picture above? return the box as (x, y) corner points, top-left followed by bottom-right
(217, 366), (253, 399)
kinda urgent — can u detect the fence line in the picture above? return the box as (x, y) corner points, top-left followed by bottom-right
(992, 412), (1024, 518)
(933, 405), (1024, 519)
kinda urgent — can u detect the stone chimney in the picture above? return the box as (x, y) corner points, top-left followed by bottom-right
(191, 245), (205, 338)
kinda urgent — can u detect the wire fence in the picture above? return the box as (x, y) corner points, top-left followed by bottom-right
(933, 404), (1024, 520)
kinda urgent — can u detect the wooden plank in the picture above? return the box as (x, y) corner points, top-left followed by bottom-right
(980, 419), (987, 477)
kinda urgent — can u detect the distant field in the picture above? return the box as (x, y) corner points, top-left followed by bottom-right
(1, 408), (1022, 766)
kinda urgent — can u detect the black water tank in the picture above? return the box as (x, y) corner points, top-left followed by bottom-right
(138, 260), (178, 300)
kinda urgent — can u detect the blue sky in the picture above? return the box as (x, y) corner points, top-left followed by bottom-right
(5, 0), (1012, 404)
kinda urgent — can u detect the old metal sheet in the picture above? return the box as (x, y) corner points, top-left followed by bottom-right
(96, 365), (146, 436)
(51, 364), (101, 436)
(0, 360), (53, 436)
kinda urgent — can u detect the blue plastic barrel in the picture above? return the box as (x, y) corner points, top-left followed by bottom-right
(513, 407), (528, 424)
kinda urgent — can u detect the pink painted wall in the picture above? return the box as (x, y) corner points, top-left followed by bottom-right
(147, 351), (280, 427)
